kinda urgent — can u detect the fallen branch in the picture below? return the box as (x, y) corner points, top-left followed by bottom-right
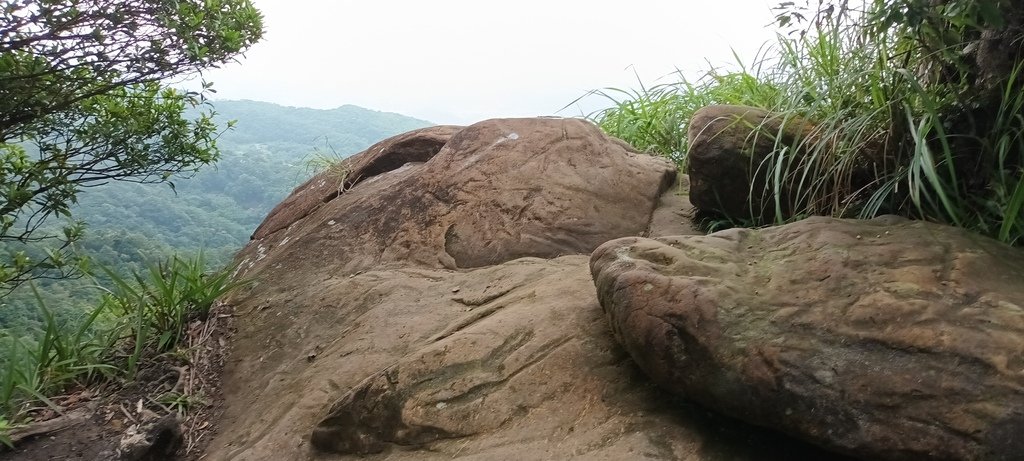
(8, 405), (94, 445)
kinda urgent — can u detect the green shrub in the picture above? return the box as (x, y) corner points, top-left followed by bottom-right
(0, 287), (114, 420)
(0, 253), (246, 435)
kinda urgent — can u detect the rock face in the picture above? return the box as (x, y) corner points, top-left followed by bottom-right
(305, 256), (686, 457)
(234, 118), (675, 282)
(205, 118), (847, 460)
(591, 216), (1024, 461)
(686, 105), (816, 219)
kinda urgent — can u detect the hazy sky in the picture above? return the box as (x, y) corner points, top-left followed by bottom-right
(197, 1), (781, 125)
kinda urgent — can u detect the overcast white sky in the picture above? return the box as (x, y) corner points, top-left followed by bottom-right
(197, 1), (781, 125)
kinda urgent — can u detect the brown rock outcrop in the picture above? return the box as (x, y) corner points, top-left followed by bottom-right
(205, 119), (845, 460)
(591, 216), (1024, 461)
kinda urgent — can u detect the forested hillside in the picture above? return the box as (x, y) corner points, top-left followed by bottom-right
(0, 101), (432, 332)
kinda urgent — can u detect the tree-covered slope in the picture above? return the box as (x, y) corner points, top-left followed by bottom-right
(0, 101), (433, 331)
(78, 100), (432, 261)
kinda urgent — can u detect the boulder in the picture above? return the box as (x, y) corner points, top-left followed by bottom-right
(686, 105), (816, 219)
(233, 118), (676, 286)
(591, 216), (1024, 461)
(204, 119), (845, 460)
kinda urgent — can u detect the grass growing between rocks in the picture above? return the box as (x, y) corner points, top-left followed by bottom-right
(0, 253), (244, 447)
(304, 140), (355, 194)
(586, 0), (1024, 245)
(577, 62), (783, 166)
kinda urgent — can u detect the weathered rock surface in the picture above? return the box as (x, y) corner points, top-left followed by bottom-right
(251, 125), (463, 240)
(591, 216), (1024, 461)
(234, 118), (676, 285)
(205, 119), (846, 460)
(686, 105), (816, 219)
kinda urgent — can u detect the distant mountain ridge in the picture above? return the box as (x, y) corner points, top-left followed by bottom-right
(207, 100), (434, 149)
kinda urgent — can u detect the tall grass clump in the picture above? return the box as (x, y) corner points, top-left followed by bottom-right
(584, 0), (1024, 245)
(304, 139), (353, 193)
(751, 13), (903, 220)
(0, 289), (115, 422)
(100, 252), (246, 375)
(0, 253), (245, 442)
(576, 63), (783, 166)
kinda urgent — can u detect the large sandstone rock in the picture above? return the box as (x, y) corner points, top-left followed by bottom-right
(686, 105), (816, 219)
(205, 119), (844, 460)
(233, 118), (675, 285)
(591, 216), (1024, 461)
